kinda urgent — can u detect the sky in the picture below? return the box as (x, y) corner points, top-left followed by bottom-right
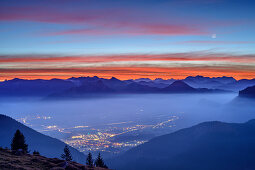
(0, 0), (255, 80)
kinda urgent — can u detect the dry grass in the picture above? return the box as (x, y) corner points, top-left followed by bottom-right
(0, 148), (110, 170)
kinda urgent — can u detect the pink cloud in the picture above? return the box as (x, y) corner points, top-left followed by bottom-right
(0, 5), (206, 36)
(0, 6), (108, 24)
(1, 52), (255, 64)
(46, 24), (205, 36)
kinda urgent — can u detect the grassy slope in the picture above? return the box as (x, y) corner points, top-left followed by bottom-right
(0, 147), (109, 170)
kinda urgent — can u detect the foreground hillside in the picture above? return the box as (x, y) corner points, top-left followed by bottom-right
(0, 147), (108, 170)
(0, 114), (86, 164)
(109, 120), (255, 170)
(239, 85), (255, 98)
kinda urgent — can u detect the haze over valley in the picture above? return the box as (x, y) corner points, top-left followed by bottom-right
(1, 76), (254, 158)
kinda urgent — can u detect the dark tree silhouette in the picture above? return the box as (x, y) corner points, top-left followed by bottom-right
(86, 152), (93, 167)
(61, 145), (72, 161)
(11, 129), (28, 153)
(33, 150), (40, 155)
(94, 153), (108, 168)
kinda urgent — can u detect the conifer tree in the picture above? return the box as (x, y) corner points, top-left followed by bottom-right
(61, 145), (72, 161)
(94, 153), (108, 168)
(11, 129), (28, 153)
(86, 152), (93, 167)
(33, 150), (40, 155)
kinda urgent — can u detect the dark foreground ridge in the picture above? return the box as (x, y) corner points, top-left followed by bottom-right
(0, 114), (86, 164)
(0, 147), (109, 170)
(239, 85), (255, 98)
(109, 119), (255, 170)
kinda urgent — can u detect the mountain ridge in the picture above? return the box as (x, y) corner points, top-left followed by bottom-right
(108, 119), (255, 170)
(239, 85), (255, 98)
(1, 76), (254, 98)
(0, 114), (86, 164)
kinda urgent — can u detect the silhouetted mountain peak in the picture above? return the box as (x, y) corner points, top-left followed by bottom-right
(110, 77), (121, 81)
(187, 75), (203, 79)
(11, 78), (24, 81)
(220, 76), (236, 80)
(68, 76), (100, 81)
(185, 75), (236, 83)
(154, 78), (164, 81)
(185, 75), (206, 81)
(161, 80), (196, 93)
(74, 79), (113, 93)
(169, 80), (192, 88)
(133, 78), (152, 82)
(123, 82), (158, 92)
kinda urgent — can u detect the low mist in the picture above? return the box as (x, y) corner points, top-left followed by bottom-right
(1, 93), (254, 132)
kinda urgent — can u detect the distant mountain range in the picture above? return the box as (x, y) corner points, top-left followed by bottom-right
(131, 76), (255, 92)
(0, 78), (74, 97)
(183, 76), (255, 92)
(0, 75), (248, 98)
(0, 114), (86, 164)
(108, 120), (255, 170)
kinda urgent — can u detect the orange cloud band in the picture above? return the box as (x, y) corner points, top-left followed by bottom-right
(1, 53), (255, 63)
(0, 66), (254, 81)
(0, 53), (255, 81)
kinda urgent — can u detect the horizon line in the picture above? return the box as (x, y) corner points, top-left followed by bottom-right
(1, 75), (254, 82)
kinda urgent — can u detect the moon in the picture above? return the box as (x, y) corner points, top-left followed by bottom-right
(211, 34), (217, 39)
